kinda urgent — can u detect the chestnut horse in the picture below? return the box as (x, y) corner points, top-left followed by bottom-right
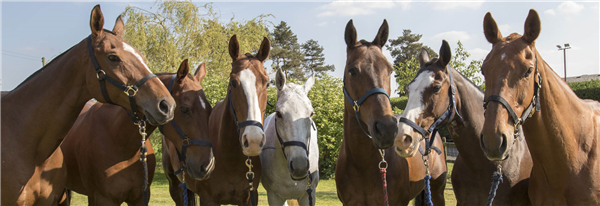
(60, 60), (212, 205)
(167, 35), (270, 206)
(480, 9), (600, 205)
(395, 40), (532, 205)
(1, 5), (175, 205)
(335, 19), (446, 206)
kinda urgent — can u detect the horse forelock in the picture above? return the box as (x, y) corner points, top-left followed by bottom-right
(277, 83), (312, 110)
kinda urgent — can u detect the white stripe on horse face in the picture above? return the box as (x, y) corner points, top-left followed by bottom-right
(198, 95), (206, 109)
(501, 53), (506, 61)
(239, 69), (262, 122)
(401, 70), (435, 122)
(122, 42), (153, 74)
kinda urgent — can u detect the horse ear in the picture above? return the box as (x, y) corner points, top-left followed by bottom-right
(276, 68), (286, 91)
(418, 48), (430, 67)
(112, 15), (124, 37)
(177, 59), (190, 82)
(438, 40), (452, 67)
(194, 62), (207, 82)
(483, 12), (502, 44)
(344, 19), (357, 48)
(523, 9), (541, 44)
(90, 5), (104, 38)
(229, 35), (240, 61)
(304, 75), (315, 93)
(372, 19), (389, 48)
(256, 37), (271, 62)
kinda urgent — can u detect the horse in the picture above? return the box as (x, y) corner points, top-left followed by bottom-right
(479, 9), (600, 205)
(260, 68), (319, 206)
(335, 19), (446, 206)
(60, 59), (212, 205)
(169, 35), (270, 206)
(395, 40), (532, 205)
(0, 5), (175, 205)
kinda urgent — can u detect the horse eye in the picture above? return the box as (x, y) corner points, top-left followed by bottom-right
(348, 68), (358, 76)
(107, 55), (120, 62)
(181, 107), (190, 115)
(524, 67), (533, 78)
(276, 111), (283, 118)
(432, 85), (442, 93)
(310, 112), (314, 118)
(230, 80), (238, 89)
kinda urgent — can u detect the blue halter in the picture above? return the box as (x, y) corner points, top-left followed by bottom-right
(343, 86), (391, 139)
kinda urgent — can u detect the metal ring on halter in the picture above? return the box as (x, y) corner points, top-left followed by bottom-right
(353, 101), (360, 112)
(96, 70), (106, 79)
(379, 149), (388, 169)
(246, 171), (255, 179)
(496, 164), (502, 174)
(125, 86), (139, 96)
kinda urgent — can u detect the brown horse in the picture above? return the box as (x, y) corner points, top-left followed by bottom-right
(0, 5), (175, 205)
(335, 19), (446, 206)
(60, 60), (212, 205)
(171, 35), (270, 206)
(395, 40), (532, 205)
(480, 9), (600, 205)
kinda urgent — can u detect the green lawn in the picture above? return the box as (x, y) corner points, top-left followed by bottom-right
(70, 162), (457, 205)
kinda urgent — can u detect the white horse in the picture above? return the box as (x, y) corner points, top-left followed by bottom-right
(260, 69), (319, 206)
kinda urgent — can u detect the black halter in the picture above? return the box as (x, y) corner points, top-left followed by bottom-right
(87, 36), (157, 123)
(483, 55), (542, 138)
(228, 91), (264, 134)
(158, 75), (213, 176)
(399, 65), (461, 156)
(274, 118), (317, 179)
(343, 85), (391, 139)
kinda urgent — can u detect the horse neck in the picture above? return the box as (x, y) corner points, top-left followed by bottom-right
(447, 69), (492, 166)
(105, 104), (157, 156)
(3, 39), (93, 162)
(342, 103), (382, 167)
(523, 56), (594, 169)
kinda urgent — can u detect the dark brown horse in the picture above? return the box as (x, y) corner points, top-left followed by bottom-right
(480, 9), (600, 205)
(173, 35), (270, 206)
(1, 5), (175, 205)
(335, 19), (447, 206)
(395, 40), (532, 205)
(60, 60), (211, 205)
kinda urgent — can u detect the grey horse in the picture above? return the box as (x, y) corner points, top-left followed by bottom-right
(260, 69), (319, 206)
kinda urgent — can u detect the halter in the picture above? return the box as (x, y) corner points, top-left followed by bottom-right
(87, 36), (157, 124)
(483, 55), (542, 139)
(399, 65), (461, 156)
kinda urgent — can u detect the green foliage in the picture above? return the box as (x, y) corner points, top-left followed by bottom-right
(387, 29), (437, 66)
(450, 41), (484, 90)
(302, 39), (335, 78)
(394, 56), (419, 95)
(569, 80), (600, 101)
(270, 21), (305, 80)
(390, 96), (408, 114)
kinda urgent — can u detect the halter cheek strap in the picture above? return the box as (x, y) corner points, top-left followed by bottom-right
(87, 36), (157, 123)
(343, 86), (391, 139)
(228, 91), (264, 134)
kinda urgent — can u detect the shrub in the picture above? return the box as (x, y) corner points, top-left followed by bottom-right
(568, 80), (600, 101)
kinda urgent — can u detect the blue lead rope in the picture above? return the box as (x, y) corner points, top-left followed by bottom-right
(486, 166), (503, 206)
(424, 175), (433, 206)
(180, 182), (189, 205)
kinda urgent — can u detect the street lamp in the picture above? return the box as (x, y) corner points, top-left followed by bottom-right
(557, 43), (571, 82)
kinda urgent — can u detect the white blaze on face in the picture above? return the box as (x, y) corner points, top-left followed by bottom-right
(501, 53), (506, 61)
(123, 42), (153, 74)
(239, 69), (262, 124)
(199, 96), (206, 109)
(400, 70), (435, 131)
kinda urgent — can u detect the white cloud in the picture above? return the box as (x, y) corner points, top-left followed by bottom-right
(544, 9), (556, 16)
(498, 24), (512, 35)
(431, 31), (471, 44)
(557, 1), (584, 14)
(317, 1), (407, 17)
(430, 1), (483, 11)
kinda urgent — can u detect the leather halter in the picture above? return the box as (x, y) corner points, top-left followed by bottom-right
(158, 75), (213, 176)
(343, 85), (391, 139)
(228, 91), (264, 134)
(399, 65), (461, 156)
(483, 54), (542, 138)
(87, 36), (157, 123)
(274, 118), (316, 180)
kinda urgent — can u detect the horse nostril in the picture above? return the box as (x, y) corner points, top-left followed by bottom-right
(259, 140), (264, 147)
(480, 134), (487, 150)
(391, 116), (398, 124)
(290, 161), (295, 171)
(403, 134), (412, 146)
(500, 133), (508, 154)
(374, 120), (383, 136)
(244, 139), (249, 148)
(159, 99), (170, 114)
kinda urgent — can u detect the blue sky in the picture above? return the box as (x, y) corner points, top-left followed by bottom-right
(2, 1), (599, 96)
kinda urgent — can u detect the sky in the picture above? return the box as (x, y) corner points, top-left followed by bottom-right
(2, 1), (599, 97)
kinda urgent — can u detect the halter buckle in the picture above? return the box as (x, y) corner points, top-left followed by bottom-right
(182, 138), (190, 146)
(125, 86), (138, 96)
(96, 70), (106, 80)
(353, 101), (360, 112)
(513, 119), (522, 136)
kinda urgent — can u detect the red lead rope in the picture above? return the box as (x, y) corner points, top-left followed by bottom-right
(379, 149), (389, 206)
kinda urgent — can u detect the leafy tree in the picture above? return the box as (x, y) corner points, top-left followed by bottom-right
(394, 56), (420, 95)
(270, 21), (305, 80)
(387, 29), (437, 66)
(301, 39), (335, 79)
(450, 41), (484, 89)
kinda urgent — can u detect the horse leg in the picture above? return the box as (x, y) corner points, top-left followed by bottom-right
(266, 191), (286, 206)
(57, 189), (71, 206)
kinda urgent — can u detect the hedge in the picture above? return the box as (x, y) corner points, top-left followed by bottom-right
(568, 80), (600, 101)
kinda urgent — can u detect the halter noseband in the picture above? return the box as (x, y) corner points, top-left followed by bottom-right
(87, 36), (157, 123)
(158, 75), (213, 176)
(483, 54), (542, 138)
(274, 117), (316, 180)
(343, 85), (391, 139)
(399, 65), (461, 156)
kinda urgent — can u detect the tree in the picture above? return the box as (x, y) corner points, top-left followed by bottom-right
(302, 39), (335, 79)
(387, 29), (437, 66)
(270, 21), (305, 80)
(451, 41), (484, 89)
(394, 56), (420, 96)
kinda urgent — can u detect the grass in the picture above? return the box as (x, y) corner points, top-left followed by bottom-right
(70, 163), (457, 206)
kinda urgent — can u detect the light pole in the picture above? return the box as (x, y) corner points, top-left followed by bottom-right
(557, 43), (571, 82)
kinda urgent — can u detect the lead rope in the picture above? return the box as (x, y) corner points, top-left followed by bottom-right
(379, 149), (389, 206)
(136, 121), (149, 206)
(306, 173), (314, 206)
(486, 165), (503, 206)
(180, 169), (189, 206)
(246, 157), (257, 206)
(422, 155), (433, 206)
